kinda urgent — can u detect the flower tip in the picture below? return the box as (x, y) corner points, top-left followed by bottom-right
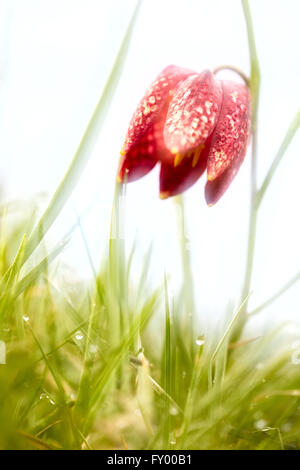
(117, 174), (122, 184)
(174, 153), (184, 167)
(170, 147), (179, 155)
(207, 174), (214, 182)
(159, 191), (169, 200)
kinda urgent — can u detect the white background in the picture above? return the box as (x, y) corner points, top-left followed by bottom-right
(0, 0), (300, 334)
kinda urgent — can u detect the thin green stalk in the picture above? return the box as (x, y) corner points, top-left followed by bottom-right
(249, 269), (300, 316)
(180, 344), (203, 448)
(109, 180), (128, 388)
(256, 108), (300, 207)
(241, 0), (261, 296)
(237, 4), (300, 335)
(210, 294), (250, 368)
(175, 195), (195, 355)
(162, 275), (172, 449)
(233, 0), (261, 339)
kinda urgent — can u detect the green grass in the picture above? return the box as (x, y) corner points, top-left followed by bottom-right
(0, 200), (300, 451)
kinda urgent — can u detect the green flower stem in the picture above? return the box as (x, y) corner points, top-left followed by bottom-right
(244, 109), (300, 319)
(234, 2), (300, 339)
(240, 129), (259, 307)
(231, 0), (261, 339)
(213, 65), (249, 86)
(175, 195), (195, 355)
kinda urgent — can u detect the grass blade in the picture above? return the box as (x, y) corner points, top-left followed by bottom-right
(249, 268), (300, 316)
(16, 0), (142, 268)
(257, 108), (300, 206)
(241, 0), (260, 118)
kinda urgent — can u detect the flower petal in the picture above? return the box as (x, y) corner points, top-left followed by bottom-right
(159, 139), (211, 199)
(118, 65), (194, 182)
(163, 71), (222, 155)
(205, 148), (245, 205)
(206, 80), (251, 181)
(118, 124), (158, 182)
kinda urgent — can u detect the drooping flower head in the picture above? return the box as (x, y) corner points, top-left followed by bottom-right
(118, 65), (250, 205)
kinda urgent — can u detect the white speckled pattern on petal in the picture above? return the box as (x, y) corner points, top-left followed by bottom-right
(206, 80), (250, 182)
(163, 70), (222, 155)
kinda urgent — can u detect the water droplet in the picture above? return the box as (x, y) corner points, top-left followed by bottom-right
(75, 331), (84, 341)
(40, 391), (55, 405)
(195, 336), (205, 347)
(23, 315), (29, 323)
(170, 406), (179, 416)
(291, 349), (300, 365)
(255, 419), (268, 430)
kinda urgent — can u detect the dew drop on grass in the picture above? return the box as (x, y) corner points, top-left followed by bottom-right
(170, 406), (179, 416)
(75, 331), (84, 341)
(195, 336), (205, 347)
(23, 315), (29, 322)
(255, 419), (268, 430)
(40, 391), (55, 405)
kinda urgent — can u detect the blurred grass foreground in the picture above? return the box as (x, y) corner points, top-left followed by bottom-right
(0, 0), (300, 451)
(1, 194), (300, 451)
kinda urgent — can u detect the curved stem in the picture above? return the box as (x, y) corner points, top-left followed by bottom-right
(213, 65), (249, 86)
